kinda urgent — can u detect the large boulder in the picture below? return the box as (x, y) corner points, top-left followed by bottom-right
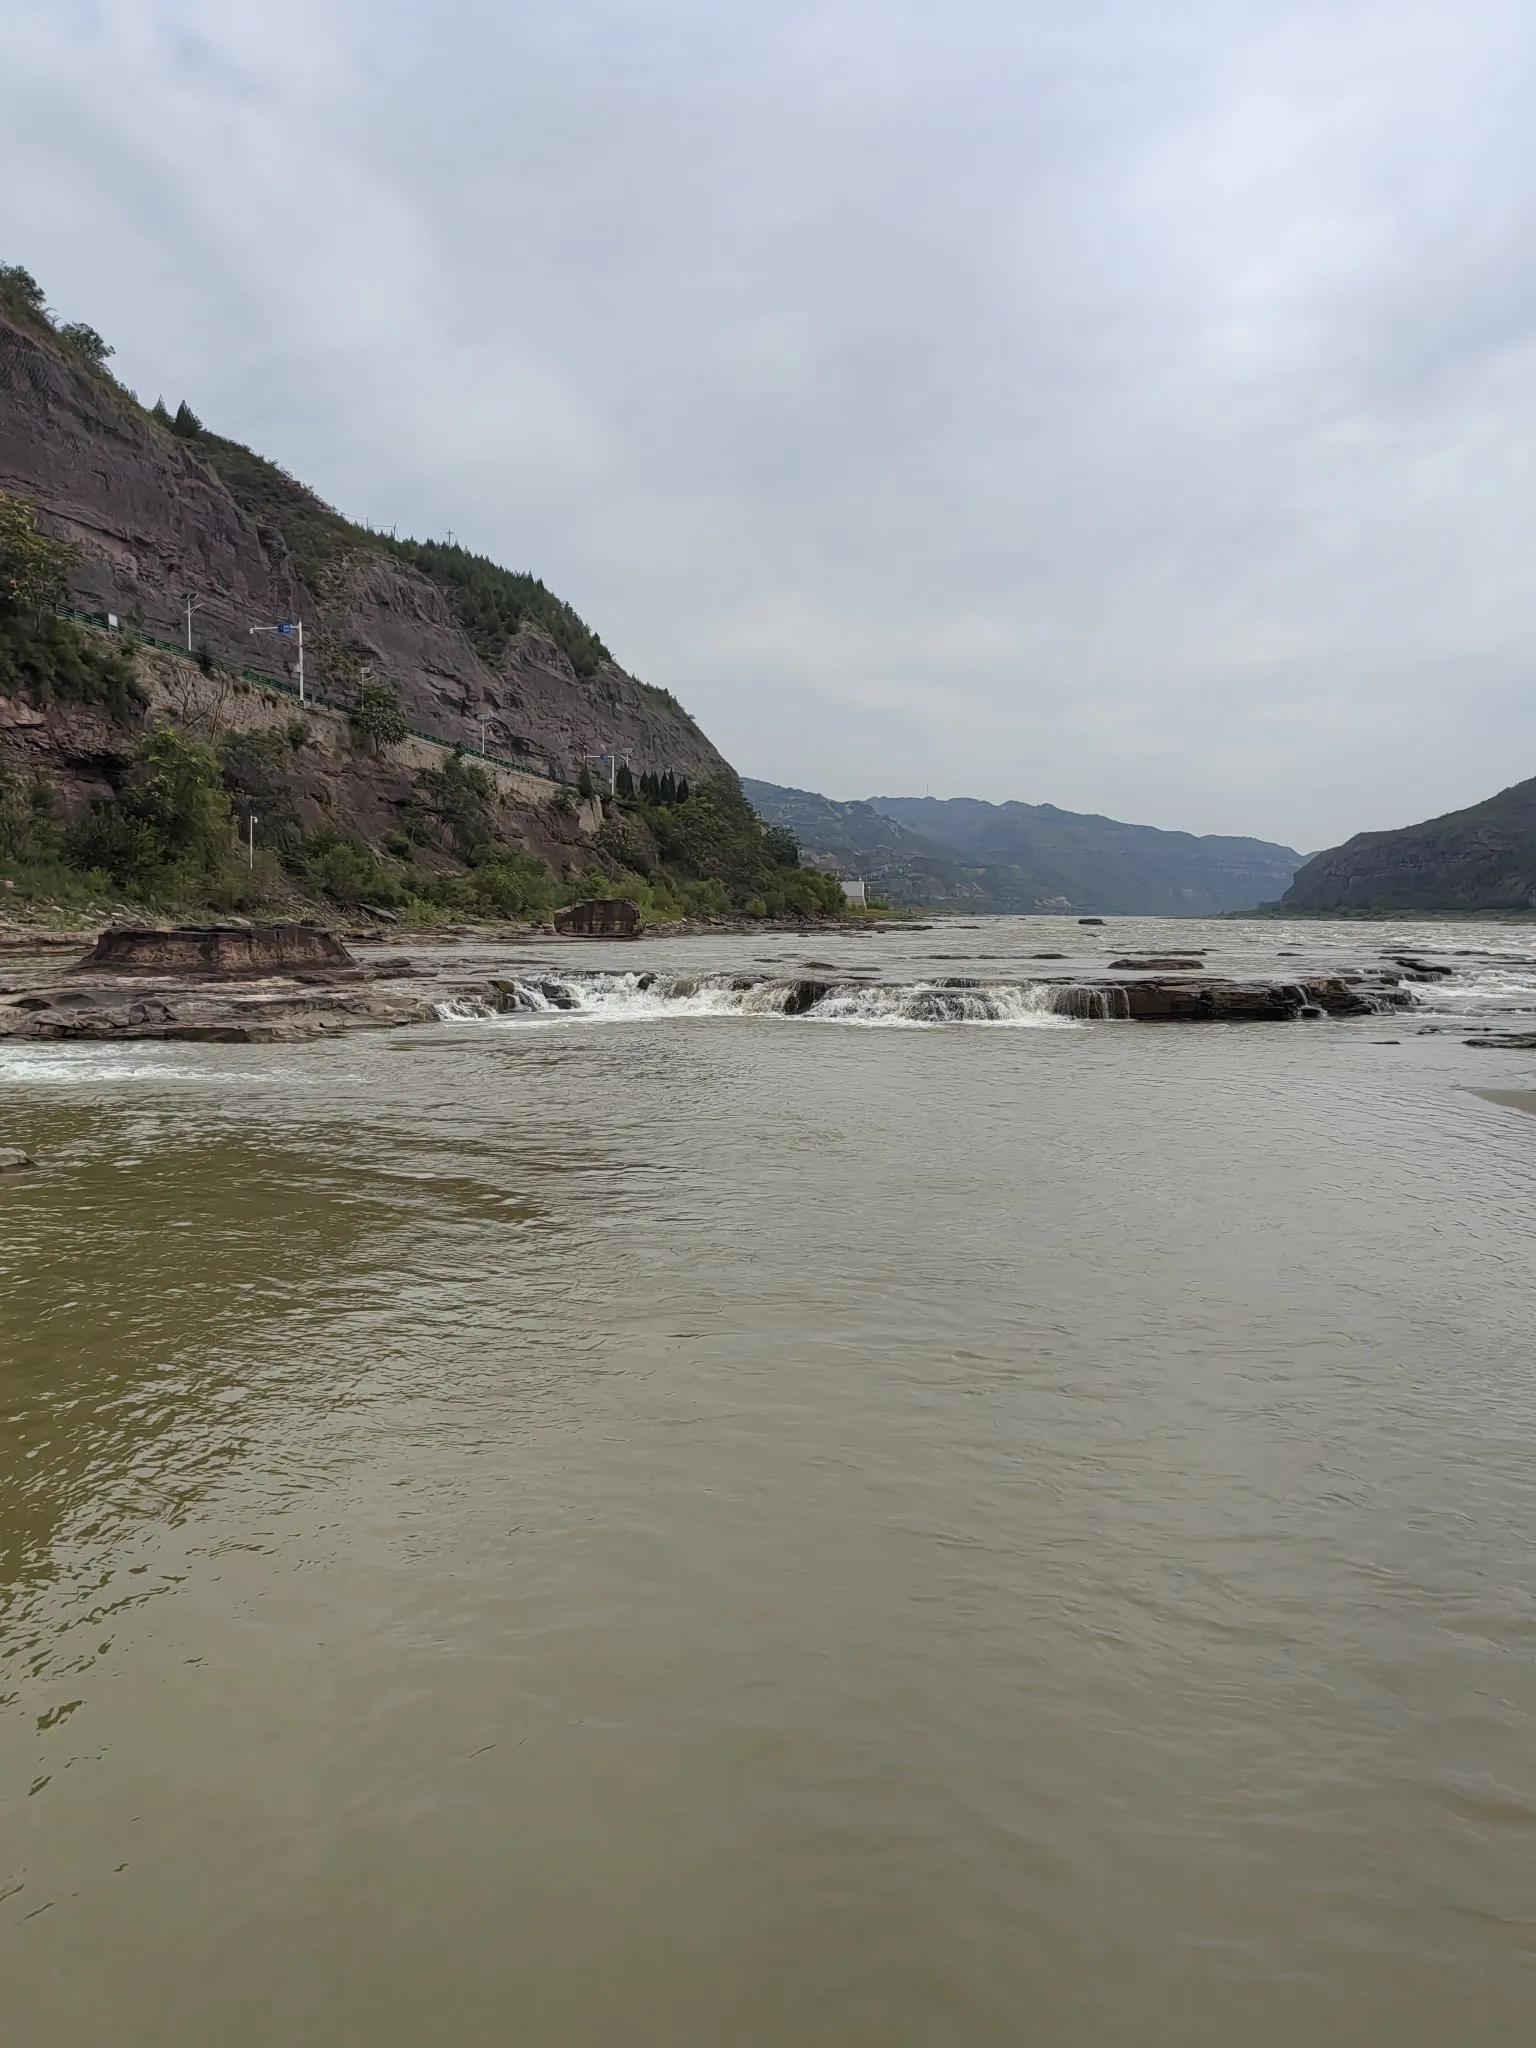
(76, 924), (358, 978)
(553, 900), (642, 937)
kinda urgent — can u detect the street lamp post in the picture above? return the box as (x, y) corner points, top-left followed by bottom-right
(249, 619), (305, 704)
(182, 590), (203, 652)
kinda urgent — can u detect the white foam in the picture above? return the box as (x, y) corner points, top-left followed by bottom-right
(0, 1046), (227, 1085)
(435, 973), (1088, 1031)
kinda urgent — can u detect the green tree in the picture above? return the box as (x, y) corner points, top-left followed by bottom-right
(64, 726), (235, 895)
(122, 726), (233, 868)
(0, 264), (48, 322)
(380, 534), (611, 678)
(351, 678), (408, 752)
(221, 729), (301, 843)
(409, 750), (494, 860)
(299, 834), (403, 909)
(762, 824), (800, 870)
(461, 848), (556, 921)
(0, 489), (80, 617)
(171, 400), (203, 438)
(615, 760), (635, 799)
(58, 321), (113, 367)
(0, 766), (63, 863)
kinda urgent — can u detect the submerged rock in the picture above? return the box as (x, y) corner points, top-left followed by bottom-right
(1108, 956), (1207, 971)
(781, 979), (832, 1015)
(1390, 955), (1455, 981)
(0, 1147), (36, 1172)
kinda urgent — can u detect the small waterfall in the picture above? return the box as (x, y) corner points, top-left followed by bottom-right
(1032, 983), (1129, 1020)
(438, 971), (1097, 1030)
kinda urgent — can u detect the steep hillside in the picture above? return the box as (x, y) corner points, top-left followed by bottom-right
(0, 262), (844, 926)
(0, 280), (728, 790)
(1280, 776), (1536, 913)
(746, 779), (1302, 915)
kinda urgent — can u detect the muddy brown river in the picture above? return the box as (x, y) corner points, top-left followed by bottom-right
(3, 916), (1535, 2044)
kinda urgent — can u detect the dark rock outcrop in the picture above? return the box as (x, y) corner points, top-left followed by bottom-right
(1108, 956), (1206, 970)
(1042, 973), (1415, 1022)
(78, 924), (358, 977)
(553, 900), (642, 936)
(781, 978), (832, 1015)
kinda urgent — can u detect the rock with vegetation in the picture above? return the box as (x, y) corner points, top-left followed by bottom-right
(0, 262), (856, 929)
(0, 264), (727, 790)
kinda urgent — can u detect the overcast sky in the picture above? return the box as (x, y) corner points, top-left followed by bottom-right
(5, 0), (1536, 847)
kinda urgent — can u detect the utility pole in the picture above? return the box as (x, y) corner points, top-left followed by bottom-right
(476, 710), (491, 756)
(247, 814), (258, 870)
(249, 619), (305, 704)
(182, 590), (203, 652)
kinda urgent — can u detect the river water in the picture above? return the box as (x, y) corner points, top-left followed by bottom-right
(3, 915), (1534, 2044)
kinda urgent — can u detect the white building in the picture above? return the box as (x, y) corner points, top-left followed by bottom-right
(841, 877), (867, 906)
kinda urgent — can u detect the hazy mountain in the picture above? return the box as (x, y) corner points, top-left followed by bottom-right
(739, 782), (959, 869)
(745, 780), (1303, 915)
(1281, 775), (1536, 913)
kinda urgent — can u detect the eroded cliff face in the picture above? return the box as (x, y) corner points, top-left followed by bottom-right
(0, 316), (304, 650)
(0, 308), (732, 792)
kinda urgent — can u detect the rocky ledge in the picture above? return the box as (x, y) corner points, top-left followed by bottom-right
(0, 928), (1451, 1045)
(1, 926), (436, 1043)
(79, 923), (360, 979)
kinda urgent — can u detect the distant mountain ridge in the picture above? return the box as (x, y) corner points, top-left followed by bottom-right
(743, 780), (1303, 916)
(1281, 774), (1536, 913)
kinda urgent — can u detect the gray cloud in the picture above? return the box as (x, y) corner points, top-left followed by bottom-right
(5, 0), (1536, 845)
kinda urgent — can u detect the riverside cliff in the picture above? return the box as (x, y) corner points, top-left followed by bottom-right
(0, 262), (851, 925)
(0, 290), (729, 793)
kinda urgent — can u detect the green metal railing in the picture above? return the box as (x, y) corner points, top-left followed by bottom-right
(62, 609), (563, 787)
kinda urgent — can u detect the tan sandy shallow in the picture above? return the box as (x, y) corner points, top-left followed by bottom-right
(1469, 1087), (1536, 1117)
